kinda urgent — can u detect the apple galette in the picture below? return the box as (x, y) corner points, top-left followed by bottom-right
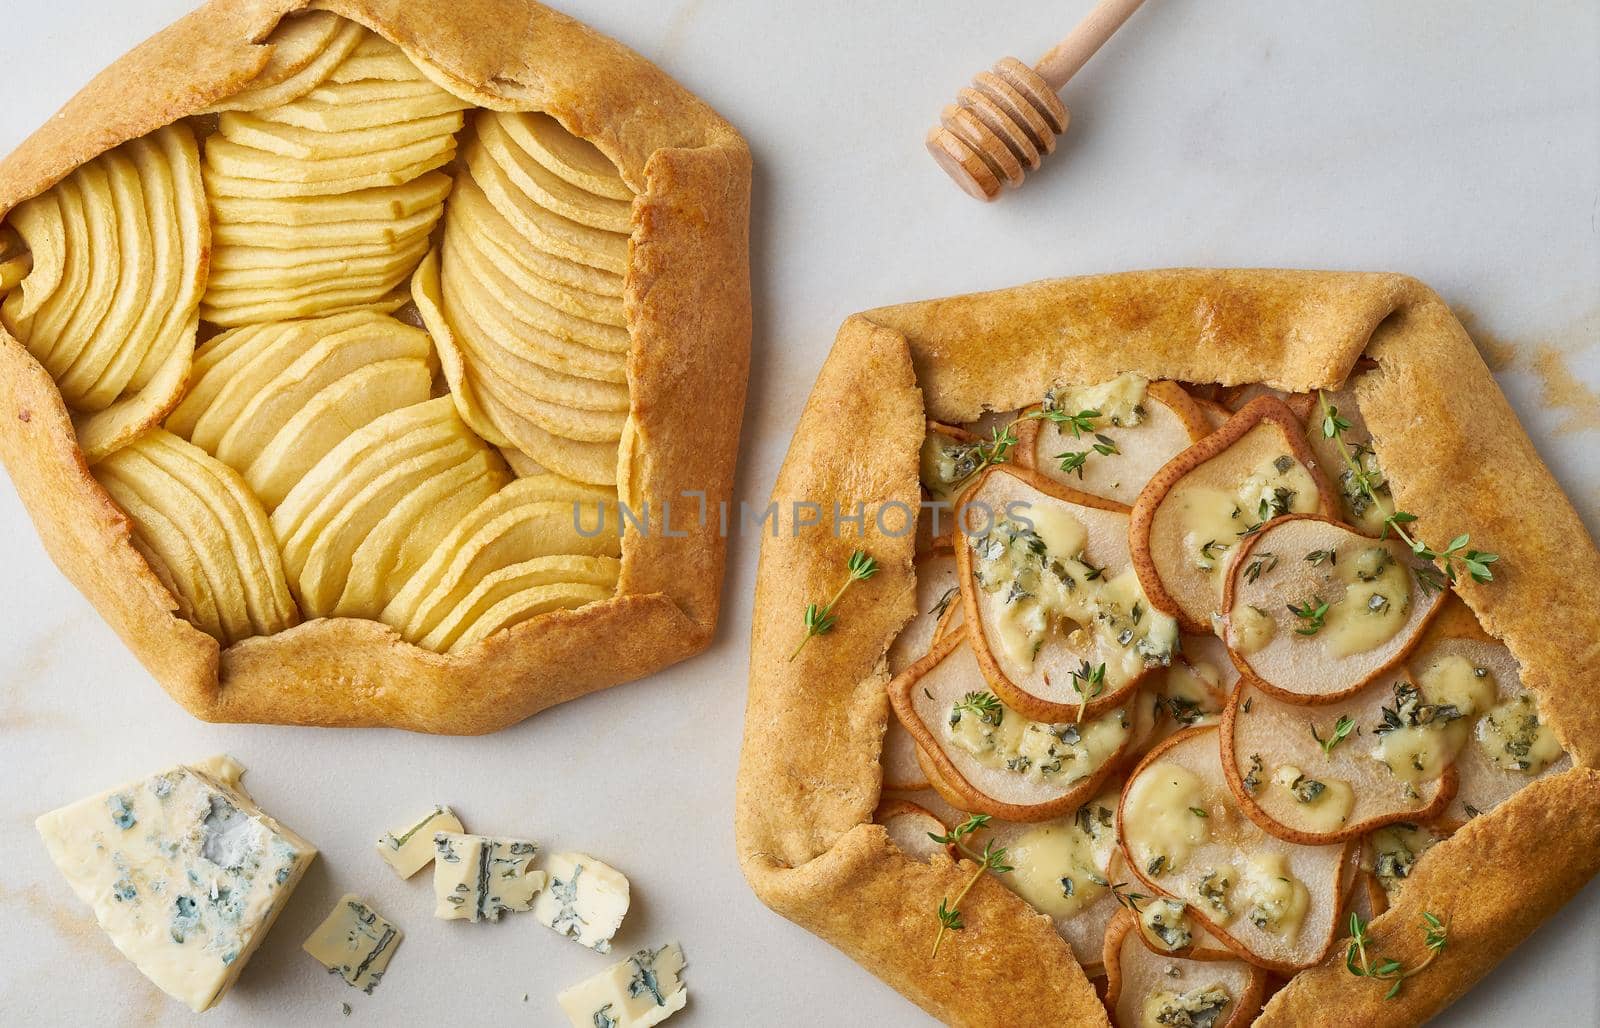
(0, 0), (750, 732)
(738, 271), (1600, 1026)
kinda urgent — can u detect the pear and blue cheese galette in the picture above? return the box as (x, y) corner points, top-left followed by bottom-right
(0, 0), (750, 732)
(739, 270), (1600, 1027)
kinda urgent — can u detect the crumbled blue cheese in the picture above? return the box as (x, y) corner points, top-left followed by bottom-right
(303, 894), (402, 993)
(432, 832), (546, 922)
(533, 851), (631, 952)
(34, 757), (315, 1012)
(557, 943), (687, 1028)
(376, 806), (462, 878)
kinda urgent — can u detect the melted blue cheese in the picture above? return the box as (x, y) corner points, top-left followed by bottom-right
(432, 832), (547, 922)
(35, 757), (315, 1012)
(557, 942), (688, 1028)
(532, 852), (631, 952)
(376, 805), (462, 879)
(946, 694), (1130, 784)
(302, 894), (402, 994)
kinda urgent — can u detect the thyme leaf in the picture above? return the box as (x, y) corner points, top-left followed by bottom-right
(789, 548), (879, 661)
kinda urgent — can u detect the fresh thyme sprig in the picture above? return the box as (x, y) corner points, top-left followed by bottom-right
(1068, 661), (1107, 722)
(1312, 715), (1356, 756)
(1345, 911), (1449, 999)
(1055, 434), (1119, 479)
(943, 404), (1110, 492)
(788, 549), (879, 661)
(1318, 391), (1498, 591)
(1110, 881), (1149, 913)
(1288, 596), (1330, 635)
(928, 815), (1013, 958)
(953, 691), (1003, 725)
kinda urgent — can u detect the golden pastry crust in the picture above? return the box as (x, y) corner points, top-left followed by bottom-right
(0, 0), (750, 733)
(737, 271), (1600, 1024)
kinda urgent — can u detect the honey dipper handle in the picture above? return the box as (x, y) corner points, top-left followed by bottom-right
(1034, 0), (1148, 90)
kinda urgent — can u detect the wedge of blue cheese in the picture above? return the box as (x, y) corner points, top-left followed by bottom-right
(375, 806), (462, 878)
(34, 756), (315, 1012)
(557, 943), (688, 1028)
(432, 832), (546, 922)
(303, 894), (402, 994)
(533, 851), (631, 952)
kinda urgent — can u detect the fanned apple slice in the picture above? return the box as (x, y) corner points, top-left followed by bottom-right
(447, 581), (616, 652)
(206, 14), (365, 113)
(476, 113), (632, 233)
(1016, 377), (1211, 506)
(0, 225), (29, 291)
(1221, 676), (1456, 844)
(1404, 598), (1572, 825)
(1131, 397), (1335, 635)
(957, 466), (1179, 722)
(982, 784), (1129, 974)
(418, 554), (621, 652)
(888, 628), (1134, 822)
(96, 463), (227, 640)
(379, 473), (620, 643)
(1118, 726), (1352, 974)
(463, 134), (628, 274)
(1222, 516), (1445, 702)
(1103, 909), (1267, 1028)
(873, 799), (951, 863)
(499, 110), (633, 201)
(450, 171), (623, 300)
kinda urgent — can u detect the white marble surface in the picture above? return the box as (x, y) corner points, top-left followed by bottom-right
(1, 1), (1597, 1025)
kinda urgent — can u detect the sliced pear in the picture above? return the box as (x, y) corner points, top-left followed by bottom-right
(475, 113), (633, 233)
(1304, 381), (1397, 538)
(1222, 675), (1455, 844)
(336, 450), (510, 618)
(245, 357), (434, 509)
(272, 396), (459, 552)
(1151, 634), (1236, 740)
(1222, 516), (1445, 702)
(1193, 395), (1233, 432)
(881, 722), (932, 792)
(1404, 598), (1572, 825)
(1217, 384), (1314, 420)
(888, 628), (1134, 822)
(888, 544), (961, 675)
(873, 799), (949, 862)
(1131, 397), (1336, 634)
(418, 553), (620, 651)
(1118, 726), (1352, 973)
(493, 110), (633, 201)
(291, 434), (480, 617)
(983, 785), (1128, 973)
(1016, 378), (1211, 507)
(957, 466), (1179, 722)
(207, 15), (365, 112)
(446, 580), (615, 652)
(1103, 909), (1267, 1028)
(463, 136), (628, 274)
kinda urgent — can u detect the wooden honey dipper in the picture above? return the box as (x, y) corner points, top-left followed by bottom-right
(927, 0), (1148, 200)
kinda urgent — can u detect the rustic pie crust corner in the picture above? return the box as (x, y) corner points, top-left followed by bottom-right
(0, 0), (751, 733)
(736, 270), (1600, 1026)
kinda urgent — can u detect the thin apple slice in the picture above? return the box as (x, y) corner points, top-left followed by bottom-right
(498, 110), (632, 201)
(1404, 598), (1572, 826)
(957, 466), (1179, 722)
(207, 170), (451, 227)
(417, 554), (621, 652)
(96, 463), (226, 640)
(1118, 726), (1352, 973)
(1131, 397), (1335, 635)
(1222, 516), (1445, 702)
(1103, 909), (1267, 1028)
(207, 15), (365, 113)
(1016, 377), (1211, 507)
(447, 581), (615, 652)
(873, 799), (950, 863)
(476, 113), (633, 233)
(888, 628), (1134, 822)
(462, 135), (627, 274)
(1222, 676), (1456, 844)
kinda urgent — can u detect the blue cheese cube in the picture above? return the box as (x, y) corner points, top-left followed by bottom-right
(303, 894), (402, 993)
(432, 832), (546, 922)
(557, 943), (688, 1028)
(34, 757), (315, 1012)
(533, 851), (631, 952)
(375, 806), (462, 878)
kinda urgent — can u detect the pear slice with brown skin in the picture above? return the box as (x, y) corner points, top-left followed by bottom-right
(244, 357), (434, 509)
(1221, 675), (1456, 845)
(1145, 634), (1237, 752)
(1131, 397), (1335, 635)
(1217, 384), (1315, 420)
(1118, 726), (1354, 974)
(882, 543), (961, 791)
(873, 799), (950, 863)
(888, 627), (1135, 822)
(1193, 395), (1233, 432)
(335, 450), (510, 618)
(1303, 379), (1392, 536)
(1222, 516), (1445, 703)
(420, 554), (620, 652)
(957, 466), (1178, 723)
(447, 580), (616, 653)
(1016, 379), (1211, 507)
(1103, 909), (1267, 1028)
(1404, 597), (1572, 826)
